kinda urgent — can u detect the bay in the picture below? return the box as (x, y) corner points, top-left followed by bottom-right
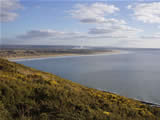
(16, 49), (160, 104)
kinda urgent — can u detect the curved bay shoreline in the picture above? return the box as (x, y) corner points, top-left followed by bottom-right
(6, 50), (160, 108)
(8, 50), (124, 61)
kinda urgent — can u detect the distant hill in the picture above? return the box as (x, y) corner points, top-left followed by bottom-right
(0, 58), (160, 120)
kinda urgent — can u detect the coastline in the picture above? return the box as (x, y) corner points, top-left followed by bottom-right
(8, 50), (124, 61)
(1, 58), (160, 119)
(98, 89), (160, 108)
(3, 50), (160, 108)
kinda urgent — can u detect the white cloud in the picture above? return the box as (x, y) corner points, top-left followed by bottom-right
(1, 29), (87, 45)
(14, 29), (131, 41)
(70, 3), (119, 24)
(16, 29), (82, 40)
(2, 2), (158, 48)
(69, 2), (142, 39)
(0, 0), (22, 22)
(88, 24), (142, 37)
(141, 32), (160, 39)
(1, 29), (160, 48)
(128, 2), (160, 23)
(127, 5), (132, 9)
(1, 27), (143, 45)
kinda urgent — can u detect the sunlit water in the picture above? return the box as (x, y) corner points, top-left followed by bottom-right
(16, 49), (160, 104)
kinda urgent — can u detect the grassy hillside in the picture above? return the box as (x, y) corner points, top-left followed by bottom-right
(0, 58), (160, 120)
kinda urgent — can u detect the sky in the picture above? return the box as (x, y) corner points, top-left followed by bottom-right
(0, 0), (160, 48)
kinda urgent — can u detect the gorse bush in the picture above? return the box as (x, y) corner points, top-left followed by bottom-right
(0, 58), (160, 120)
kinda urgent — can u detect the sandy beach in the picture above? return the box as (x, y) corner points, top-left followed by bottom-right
(8, 50), (124, 61)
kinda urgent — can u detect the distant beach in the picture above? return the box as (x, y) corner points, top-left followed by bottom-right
(9, 50), (125, 62)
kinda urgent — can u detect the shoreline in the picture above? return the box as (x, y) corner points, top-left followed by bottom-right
(98, 89), (160, 108)
(101, 91), (160, 108)
(4, 51), (160, 108)
(8, 50), (125, 61)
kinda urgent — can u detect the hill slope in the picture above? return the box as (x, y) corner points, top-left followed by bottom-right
(0, 58), (160, 120)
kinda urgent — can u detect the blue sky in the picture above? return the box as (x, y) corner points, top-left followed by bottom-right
(0, 0), (160, 48)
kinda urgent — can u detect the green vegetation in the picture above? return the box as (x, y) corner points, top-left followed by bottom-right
(0, 58), (160, 120)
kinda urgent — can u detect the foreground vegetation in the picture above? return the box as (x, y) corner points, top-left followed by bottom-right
(0, 58), (160, 120)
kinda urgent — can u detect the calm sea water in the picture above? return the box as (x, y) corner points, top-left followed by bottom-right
(16, 49), (160, 104)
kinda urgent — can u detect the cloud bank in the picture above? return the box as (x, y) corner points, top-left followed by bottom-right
(0, 0), (22, 22)
(70, 3), (121, 24)
(1, 2), (160, 48)
(128, 2), (160, 23)
(70, 2), (142, 39)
